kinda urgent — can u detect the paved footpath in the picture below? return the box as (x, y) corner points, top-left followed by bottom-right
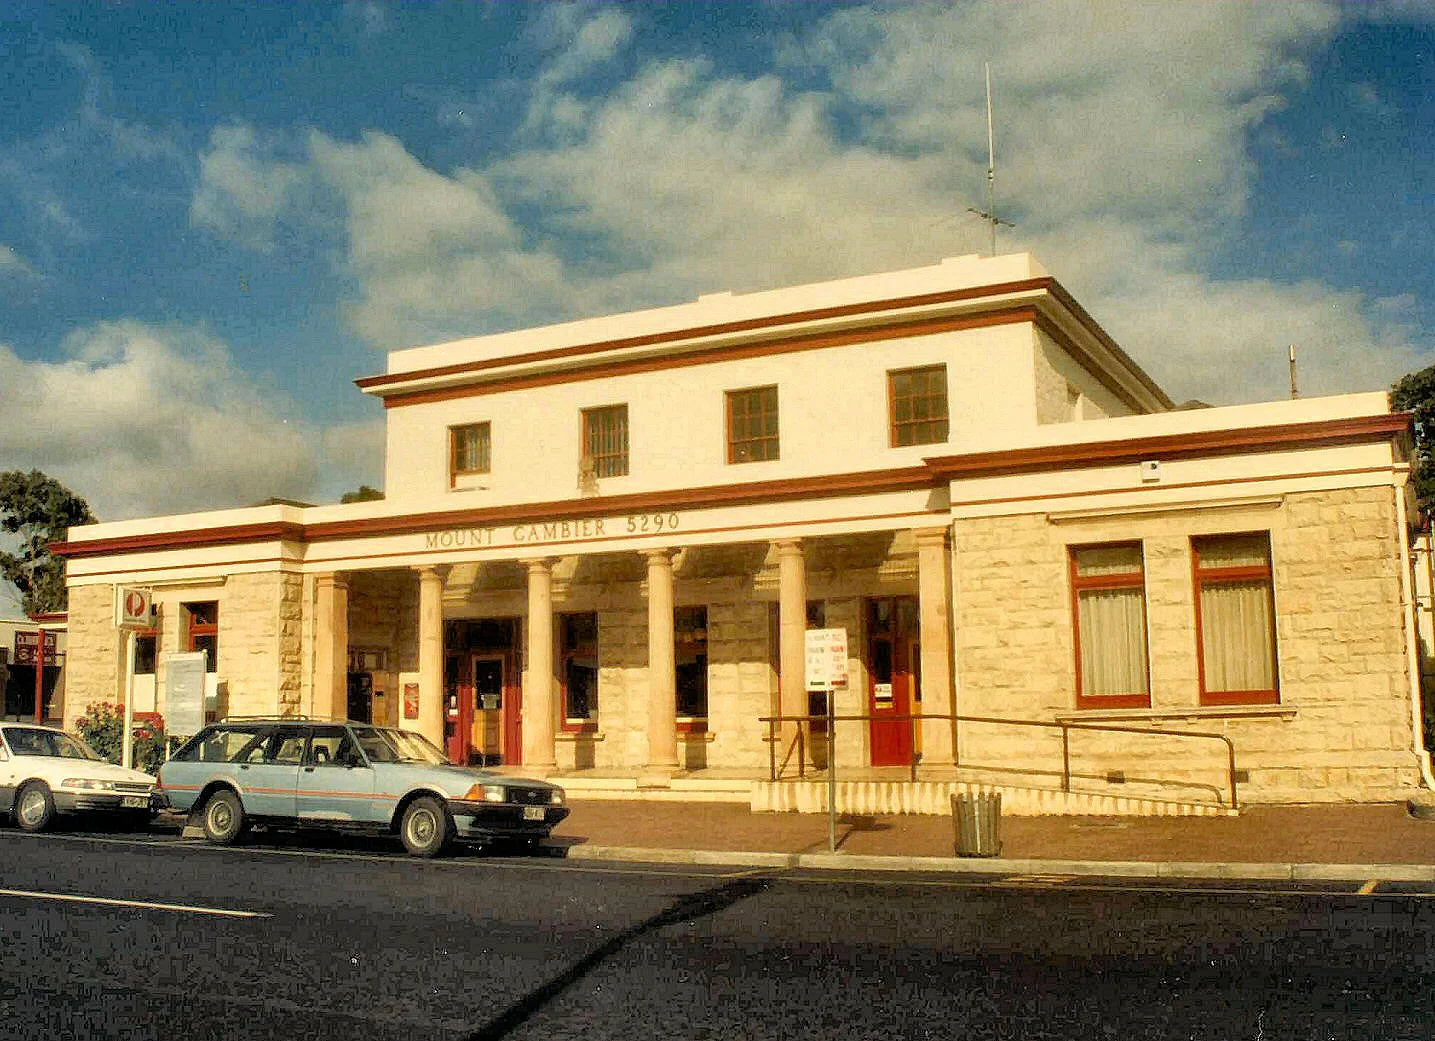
(549, 799), (1435, 880)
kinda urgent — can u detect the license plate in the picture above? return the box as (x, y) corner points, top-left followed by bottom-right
(522, 806), (545, 821)
(121, 796), (148, 809)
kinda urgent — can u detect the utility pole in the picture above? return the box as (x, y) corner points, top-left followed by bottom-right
(1289, 345), (1299, 400)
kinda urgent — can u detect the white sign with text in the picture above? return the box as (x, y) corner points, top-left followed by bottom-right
(804, 628), (849, 691)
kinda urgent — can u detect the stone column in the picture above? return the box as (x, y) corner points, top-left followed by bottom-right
(522, 558), (558, 773)
(773, 539), (808, 751)
(915, 526), (956, 766)
(416, 566), (445, 750)
(643, 548), (679, 775)
(313, 573), (349, 720)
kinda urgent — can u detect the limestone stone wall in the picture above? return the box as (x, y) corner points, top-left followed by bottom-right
(221, 572), (291, 717)
(62, 584), (122, 728)
(952, 485), (1423, 804)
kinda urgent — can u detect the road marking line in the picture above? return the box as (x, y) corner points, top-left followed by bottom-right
(1358, 879), (1380, 895)
(0, 887), (270, 918)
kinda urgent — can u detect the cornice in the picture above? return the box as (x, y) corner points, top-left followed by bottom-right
(924, 413), (1412, 480)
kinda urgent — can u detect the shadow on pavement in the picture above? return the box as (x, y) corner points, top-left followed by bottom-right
(464, 875), (772, 1041)
(795, 813), (892, 855)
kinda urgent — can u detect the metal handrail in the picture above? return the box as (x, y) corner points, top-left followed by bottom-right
(758, 710), (1239, 810)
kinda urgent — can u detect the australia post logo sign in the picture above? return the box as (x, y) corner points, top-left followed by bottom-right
(115, 586), (154, 629)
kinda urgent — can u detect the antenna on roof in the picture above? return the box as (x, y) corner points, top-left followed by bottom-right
(967, 63), (1012, 256)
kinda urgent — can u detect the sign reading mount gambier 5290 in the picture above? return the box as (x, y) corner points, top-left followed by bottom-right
(422, 511), (683, 551)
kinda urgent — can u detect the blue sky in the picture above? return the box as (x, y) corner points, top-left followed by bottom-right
(1, 1), (1433, 557)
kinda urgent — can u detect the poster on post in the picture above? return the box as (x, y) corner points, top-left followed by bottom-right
(804, 628), (848, 691)
(164, 651), (208, 738)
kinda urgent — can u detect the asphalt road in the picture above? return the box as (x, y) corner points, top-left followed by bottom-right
(1, 826), (1433, 1040)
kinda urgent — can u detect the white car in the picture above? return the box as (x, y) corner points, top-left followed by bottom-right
(0, 722), (156, 832)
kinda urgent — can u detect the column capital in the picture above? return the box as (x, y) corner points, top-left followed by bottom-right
(771, 538), (804, 556)
(315, 571), (350, 590)
(640, 547), (675, 566)
(913, 526), (951, 547)
(521, 557), (556, 574)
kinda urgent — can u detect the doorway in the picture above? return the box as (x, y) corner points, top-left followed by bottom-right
(867, 596), (919, 767)
(442, 618), (520, 766)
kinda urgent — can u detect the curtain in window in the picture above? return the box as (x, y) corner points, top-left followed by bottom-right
(1073, 545), (1148, 698)
(1200, 579), (1275, 692)
(1078, 587), (1149, 695)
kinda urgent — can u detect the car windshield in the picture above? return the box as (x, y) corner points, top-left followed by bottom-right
(3, 727), (99, 760)
(349, 726), (450, 765)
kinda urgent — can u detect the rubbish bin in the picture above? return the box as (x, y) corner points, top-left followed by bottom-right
(952, 790), (1002, 857)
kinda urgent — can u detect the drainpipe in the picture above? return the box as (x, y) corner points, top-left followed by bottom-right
(1393, 467), (1435, 790)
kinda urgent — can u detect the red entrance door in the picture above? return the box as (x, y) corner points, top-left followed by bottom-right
(868, 596), (918, 767)
(444, 653), (474, 764)
(498, 656), (522, 766)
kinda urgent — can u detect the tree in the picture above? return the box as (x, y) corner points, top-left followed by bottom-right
(340, 484), (384, 504)
(0, 470), (96, 615)
(1393, 366), (1435, 518)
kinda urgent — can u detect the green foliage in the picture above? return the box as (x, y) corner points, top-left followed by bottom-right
(0, 470), (96, 615)
(74, 702), (168, 775)
(340, 484), (384, 504)
(1392, 365), (1435, 517)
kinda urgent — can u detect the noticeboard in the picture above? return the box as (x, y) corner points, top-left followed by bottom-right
(164, 652), (208, 737)
(804, 628), (849, 691)
(13, 630), (58, 667)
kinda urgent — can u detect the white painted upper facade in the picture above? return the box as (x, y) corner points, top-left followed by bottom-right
(363, 253), (1167, 510)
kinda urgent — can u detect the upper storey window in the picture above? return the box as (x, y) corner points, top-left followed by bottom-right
(888, 365), (949, 447)
(726, 386), (779, 463)
(450, 423), (490, 485)
(582, 405), (629, 478)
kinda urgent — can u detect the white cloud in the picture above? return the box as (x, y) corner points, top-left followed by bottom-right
(189, 124), (312, 251)
(0, 322), (377, 520)
(190, 0), (1429, 405)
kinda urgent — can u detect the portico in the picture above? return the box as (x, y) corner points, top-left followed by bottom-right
(297, 519), (954, 783)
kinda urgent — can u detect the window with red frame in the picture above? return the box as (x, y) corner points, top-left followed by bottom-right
(560, 612), (598, 729)
(1193, 533), (1279, 706)
(1071, 543), (1151, 708)
(675, 606), (708, 721)
(185, 601), (218, 674)
(134, 628), (158, 676)
(582, 404), (628, 478)
(726, 385), (779, 463)
(450, 422), (490, 484)
(888, 365), (949, 447)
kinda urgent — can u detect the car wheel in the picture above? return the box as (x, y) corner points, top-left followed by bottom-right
(14, 782), (55, 833)
(201, 789), (248, 845)
(400, 796), (453, 858)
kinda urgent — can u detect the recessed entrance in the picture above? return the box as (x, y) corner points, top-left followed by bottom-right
(867, 595), (919, 767)
(443, 618), (520, 766)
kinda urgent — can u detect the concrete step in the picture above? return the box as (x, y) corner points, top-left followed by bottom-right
(751, 779), (1236, 817)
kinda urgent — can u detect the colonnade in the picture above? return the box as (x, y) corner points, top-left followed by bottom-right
(310, 528), (956, 775)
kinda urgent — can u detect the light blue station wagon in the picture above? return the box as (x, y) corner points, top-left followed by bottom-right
(156, 719), (567, 856)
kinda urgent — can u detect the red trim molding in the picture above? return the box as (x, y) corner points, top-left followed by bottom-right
(51, 412), (1408, 561)
(376, 307), (1042, 409)
(925, 413), (1411, 480)
(53, 467), (935, 559)
(51, 521), (305, 560)
(357, 278), (1057, 393)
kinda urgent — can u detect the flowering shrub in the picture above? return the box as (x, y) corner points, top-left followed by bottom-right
(75, 702), (168, 774)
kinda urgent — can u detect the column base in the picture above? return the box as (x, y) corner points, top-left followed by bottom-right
(638, 767), (678, 788)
